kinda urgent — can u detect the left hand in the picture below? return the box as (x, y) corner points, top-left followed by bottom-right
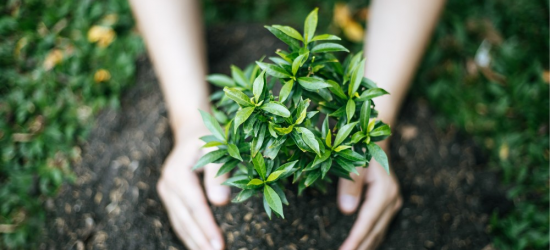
(337, 141), (402, 250)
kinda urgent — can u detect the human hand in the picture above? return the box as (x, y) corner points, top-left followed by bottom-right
(337, 141), (402, 250)
(157, 128), (231, 250)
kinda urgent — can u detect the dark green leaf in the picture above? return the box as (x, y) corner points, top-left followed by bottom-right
(264, 185), (284, 218)
(311, 43), (349, 53)
(256, 61), (292, 78)
(326, 80), (347, 99)
(279, 80), (294, 103)
(304, 8), (318, 43)
(223, 87), (254, 107)
(334, 122), (358, 148)
(222, 175), (249, 189)
(346, 99), (356, 122)
(276, 160), (299, 179)
(295, 127), (321, 156)
(336, 149), (365, 162)
(261, 102), (291, 117)
(227, 144), (243, 161)
(357, 88), (390, 101)
(271, 184), (289, 205)
(349, 59), (365, 96)
(232, 189), (256, 203)
(334, 157), (359, 175)
(321, 158), (332, 179)
(263, 194), (273, 219)
(216, 160), (239, 177)
(305, 170), (321, 186)
(251, 124), (266, 157)
(360, 99), (371, 131)
(369, 124), (391, 137)
(199, 110), (226, 142)
(234, 107), (255, 133)
(265, 25), (300, 50)
(253, 153), (267, 180)
(367, 143), (390, 174)
(253, 70), (266, 103)
(272, 25), (303, 41)
(231, 65), (249, 88)
(207, 74), (235, 87)
(297, 77), (331, 91)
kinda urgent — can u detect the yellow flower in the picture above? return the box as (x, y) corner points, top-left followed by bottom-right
(43, 49), (63, 70)
(88, 25), (116, 48)
(94, 69), (111, 83)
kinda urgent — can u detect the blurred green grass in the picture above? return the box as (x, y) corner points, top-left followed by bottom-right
(0, 0), (547, 249)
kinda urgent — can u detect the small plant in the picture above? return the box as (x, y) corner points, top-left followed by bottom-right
(194, 8), (391, 219)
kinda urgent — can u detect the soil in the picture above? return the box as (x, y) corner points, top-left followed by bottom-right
(40, 24), (511, 250)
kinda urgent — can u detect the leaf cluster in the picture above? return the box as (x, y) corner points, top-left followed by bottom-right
(196, 8), (391, 219)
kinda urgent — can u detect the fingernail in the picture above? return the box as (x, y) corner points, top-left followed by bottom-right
(208, 186), (230, 204)
(211, 239), (222, 250)
(339, 194), (358, 212)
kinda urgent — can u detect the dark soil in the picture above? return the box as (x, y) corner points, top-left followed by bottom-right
(41, 24), (510, 250)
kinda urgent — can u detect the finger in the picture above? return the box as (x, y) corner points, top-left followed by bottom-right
(204, 162), (231, 206)
(337, 167), (366, 214)
(172, 175), (225, 250)
(158, 180), (208, 250)
(357, 199), (398, 250)
(339, 178), (387, 250)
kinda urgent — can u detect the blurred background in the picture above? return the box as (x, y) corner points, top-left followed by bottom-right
(0, 0), (548, 249)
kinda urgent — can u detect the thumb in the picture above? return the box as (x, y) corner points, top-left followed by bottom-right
(337, 167), (365, 214)
(204, 161), (231, 206)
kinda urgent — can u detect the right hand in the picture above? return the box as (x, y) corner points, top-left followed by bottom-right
(157, 128), (231, 250)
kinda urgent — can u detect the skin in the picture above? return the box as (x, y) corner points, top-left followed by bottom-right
(129, 0), (444, 249)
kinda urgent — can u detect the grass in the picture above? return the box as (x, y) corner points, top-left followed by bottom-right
(0, 0), (143, 248)
(0, 0), (547, 249)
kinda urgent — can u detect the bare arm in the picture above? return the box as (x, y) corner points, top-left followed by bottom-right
(129, 1), (228, 250)
(338, 1), (445, 249)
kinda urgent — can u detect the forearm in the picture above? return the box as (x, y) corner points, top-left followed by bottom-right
(364, 0), (445, 126)
(129, 0), (209, 141)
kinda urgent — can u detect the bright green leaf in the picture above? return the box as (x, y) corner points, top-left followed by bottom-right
(311, 34), (341, 41)
(234, 107), (255, 133)
(346, 99), (356, 123)
(272, 25), (304, 41)
(253, 153), (267, 180)
(367, 143), (390, 174)
(223, 87), (254, 107)
(256, 61), (292, 78)
(199, 110), (226, 142)
(357, 88), (390, 101)
(334, 122), (358, 148)
(206, 74), (235, 87)
(231, 65), (249, 88)
(311, 43), (349, 53)
(266, 170), (285, 182)
(304, 8), (318, 43)
(227, 144), (243, 161)
(297, 77), (331, 91)
(261, 102), (291, 117)
(295, 127), (321, 156)
(253, 70), (266, 103)
(279, 80), (294, 103)
(349, 59), (365, 97)
(360, 99), (371, 131)
(264, 185), (284, 218)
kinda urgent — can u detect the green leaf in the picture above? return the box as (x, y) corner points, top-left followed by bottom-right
(303, 8), (318, 43)
(295, 127), (321, 156)
(367, 143), (390, 174)
(346, 99), (356, 123)
(276, 160), (299, 179)
(370, 124), (392, 137)
(351, 131), (366, 144)
(199, 110), (226, 142)
(247, 178), (264, 188)
(234, 107), (255, 133)
(305, 170), (321, 186)
(292, 54), (306, 76)
(265, 25), (301, 50)
(349, 59), (365, 97)
(207, 74), (235, 87)
(297, 77), (331, 91)
(227, 144), (243, 161)
(271, 184), (289, 205)
(223, 87), (254, 107)
(216, 160), (239, 177)
(325, 130), (332, 148)
(279, 80), (294, 103)
(321, 158), (332, 179)
(266, 170), (285, 182)
(337, 149), (365, 162)
(333, 145), (351, 152)
(261, 102), (291, 117)
(202, 141), (224, 148)
(253, 153), (267, 180)
(193, 149), (226, 170)
(334, 122), (358, 148)
(273, 124), (294, 135)
(357, 88), (390, 101)
(311, 150), (331, 168)
(345, 52), (363, 81)
(263, 194), (272, 219)
(322, 115), (330, 139)
(256, 61), (292, 79)
(334, 157), (359, 175)
(360, 99), (371, 131)
(311, 34), (341, 41)
(311, 43), (350, 53)
(326, 80), (347, 99)
(272, 25), (303, 41)
(264, 185), (284, 218)
(252, 70), (266, 103)
(232, 189), (256, 203)
(231, 65), (249, 88)
(222, 175), (250, 189)
(251, 124), (266, 157)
